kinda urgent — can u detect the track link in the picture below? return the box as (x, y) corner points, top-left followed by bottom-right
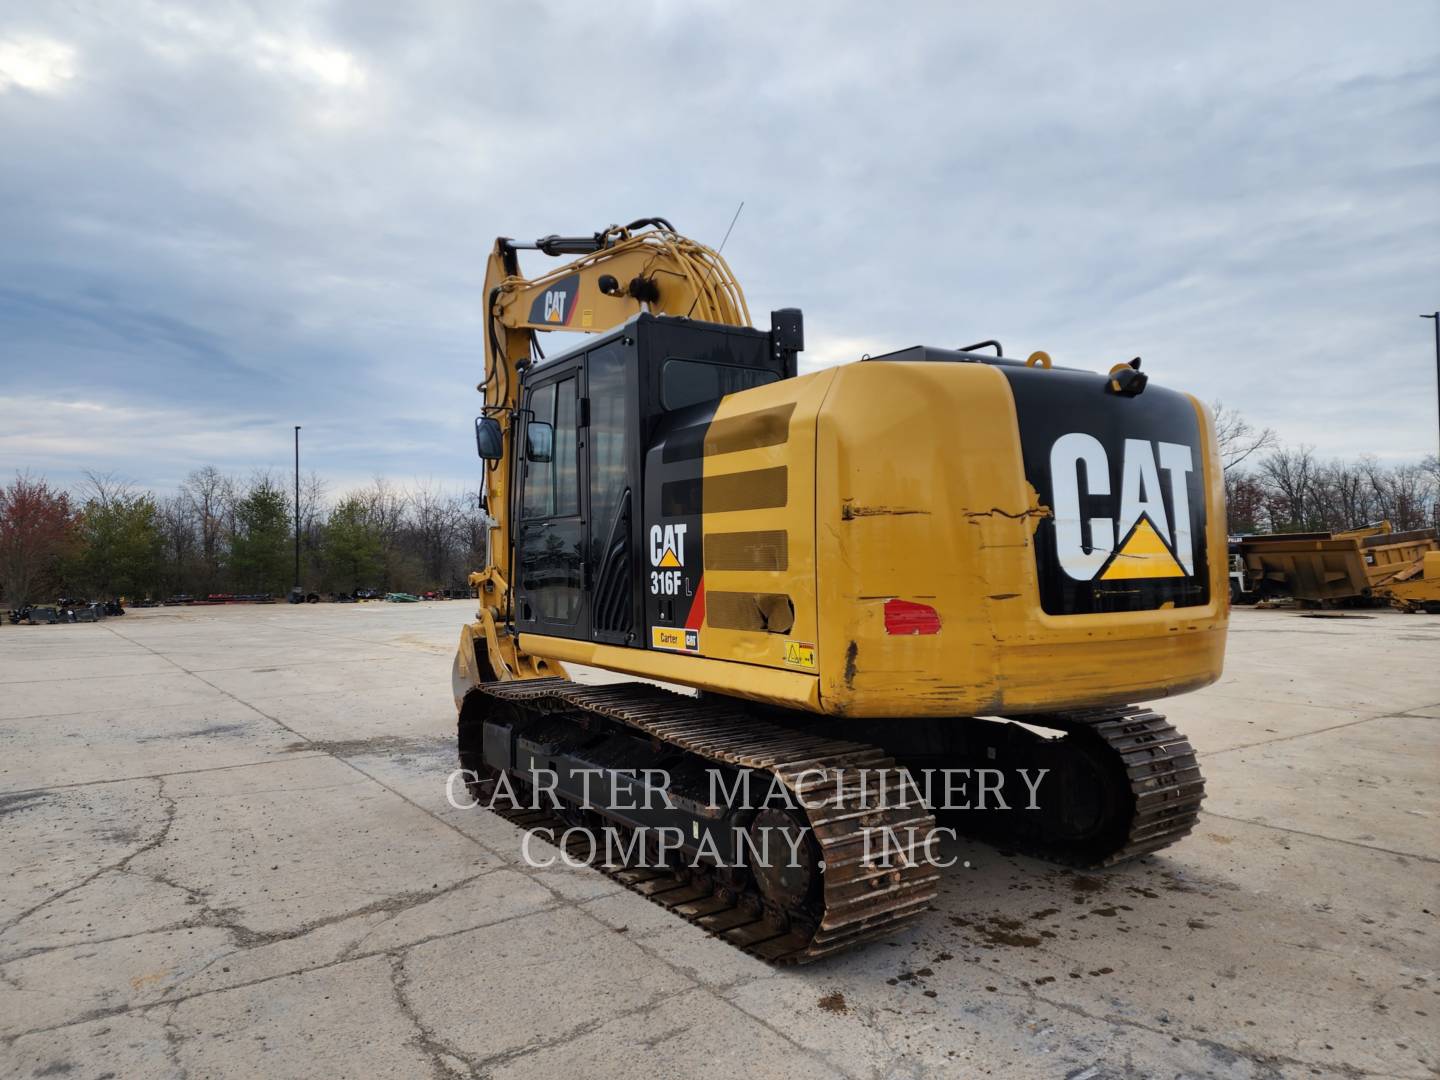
(1020, 704), (1206, 867)
(468, 678), (940, 964)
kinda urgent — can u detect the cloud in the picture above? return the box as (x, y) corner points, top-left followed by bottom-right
(252, 34), (366, 90)
(0, 34), (76, 94)
(1, 0), (1437, 501)
(0, 392), (477, 498)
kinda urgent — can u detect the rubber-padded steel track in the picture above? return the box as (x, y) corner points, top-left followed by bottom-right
(470, 678), (940, 964)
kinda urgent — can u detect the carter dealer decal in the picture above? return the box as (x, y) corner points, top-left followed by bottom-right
(652, 626), (700, 653)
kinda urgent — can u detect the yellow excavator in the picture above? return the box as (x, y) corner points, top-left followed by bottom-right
(453, 218), (1226, 962)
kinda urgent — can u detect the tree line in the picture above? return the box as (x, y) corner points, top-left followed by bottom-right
(3, 404), (1437, 606)
(1211, 403), (1440, 535)
(0, 468), (487, 606)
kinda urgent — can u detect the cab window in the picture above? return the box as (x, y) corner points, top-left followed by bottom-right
(661, 359), (779, 411)
(522, 377), (579, 518)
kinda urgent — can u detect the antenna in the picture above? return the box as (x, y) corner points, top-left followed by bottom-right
(686, 201), (745, 318)
(715, 200), (744, 255)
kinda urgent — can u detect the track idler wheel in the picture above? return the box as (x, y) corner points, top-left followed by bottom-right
(747, 807), (820, 917)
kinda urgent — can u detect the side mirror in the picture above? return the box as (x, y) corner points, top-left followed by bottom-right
(474, 416), (503, 460)
(526, 421), (554, 463)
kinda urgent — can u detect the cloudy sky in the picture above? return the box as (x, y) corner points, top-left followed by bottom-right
(2, 1), (1437, 498)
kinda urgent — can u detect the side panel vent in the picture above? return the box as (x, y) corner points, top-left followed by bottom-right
(704, 530), (789, 571)
(707, 591), (795, 634)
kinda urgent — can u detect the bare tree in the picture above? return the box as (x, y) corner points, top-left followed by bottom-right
(409, 479), (461, 587)
(1376, 462), (1434, 531)
(1425, 455), (1440, 531)
(451, 491), (489, 585)
(80, 470), (135, 509)
(357, 478), (409, 540)
(157, 493), (195, 594)
(1223, 469), (1267, 534)
(181, 466), (235, 591)
(299, 469), (328, 586)
(1306, 459), (1370, 532)
(1258, 445), (1318, 531)
(1210, 401), (1278, 473)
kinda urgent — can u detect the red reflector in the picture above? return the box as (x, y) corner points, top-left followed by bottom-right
(883, 598), (941, 635)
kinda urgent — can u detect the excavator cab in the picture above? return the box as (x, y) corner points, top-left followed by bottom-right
(503, 311), (801, 649)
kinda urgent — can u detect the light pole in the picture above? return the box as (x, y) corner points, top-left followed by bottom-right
(293, 425), (302, 600)
(1424, 313), (1439, 457)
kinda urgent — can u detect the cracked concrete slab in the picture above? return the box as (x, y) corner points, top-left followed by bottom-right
(0, 650), (180, 685)
(249, 681), (459, 746)
(1189, 613), (1440, 715)
(0, 868), (199, 960)
(0, 602), (1436, 1079)
(485, 985), (845, 1080)
(1164, 695), (1374, 754)
(1, 924), (236, 1037)
(170, 867), (558, 1000)
(0, 778), (171, 928)
(194, 653), (450, 704)
(129, 754), (502, 937)
(7, 1010), (176, 1078)
(169, 954), (440, 1078)
(398, 905), (693, 1062)
(342, 745), (630, 905)
(709, 815), (1436, 1078)
(577, 889), (780, 992)
(1201, 713), (1438, 855)
(0, 698), (300, 792)
(0, 668), (226, 723)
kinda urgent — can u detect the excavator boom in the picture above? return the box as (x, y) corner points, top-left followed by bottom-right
(466, 220), (750, 683)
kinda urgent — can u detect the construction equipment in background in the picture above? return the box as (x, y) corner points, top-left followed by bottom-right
(452, 218), (1225, 963)
(1380, 550), (1440, 613)
(1228, 547), (1259, 603)
(1234, 520), (1439, 606)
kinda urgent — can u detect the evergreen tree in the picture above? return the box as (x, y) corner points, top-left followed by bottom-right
(230, 477), (292, 594)
(75, 484), (165, 600)
(321, 496), (383, 592)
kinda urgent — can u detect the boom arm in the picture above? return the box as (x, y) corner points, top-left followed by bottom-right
(470, 220), (750, 680)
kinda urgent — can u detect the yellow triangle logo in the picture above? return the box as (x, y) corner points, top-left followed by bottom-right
(658, 547), (681, 568)
(1100, 517), (1185, 580)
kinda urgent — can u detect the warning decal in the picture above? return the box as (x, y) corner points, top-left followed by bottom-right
(783, 640), (817, 669)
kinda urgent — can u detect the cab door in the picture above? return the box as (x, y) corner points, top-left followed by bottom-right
(584, 341), (638, 645)
(514, 365), (586, 637)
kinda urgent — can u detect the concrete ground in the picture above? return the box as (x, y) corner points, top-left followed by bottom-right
(0, 603), (1435, 1080)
